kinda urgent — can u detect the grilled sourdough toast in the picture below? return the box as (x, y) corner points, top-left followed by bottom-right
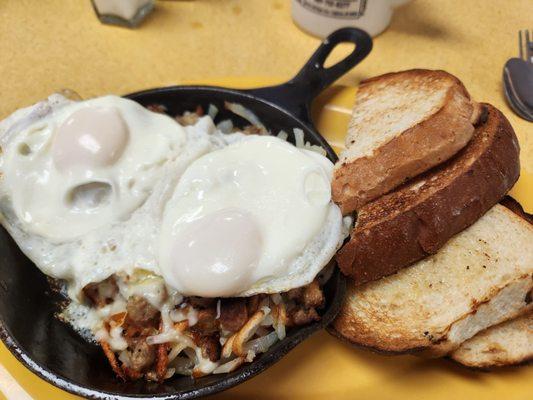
(450, 311), (532, 368)
(329, 205), (533, 357)
(336, 104), (520, 284)
(332, 69), (482, 214)
(450, 197), (533, 368)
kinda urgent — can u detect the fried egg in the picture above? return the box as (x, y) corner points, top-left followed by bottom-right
(0, 94), (347, 300)
(0, 94), (216, 291)
(1, 95), (197, 240)
(159, 135), (345, 297)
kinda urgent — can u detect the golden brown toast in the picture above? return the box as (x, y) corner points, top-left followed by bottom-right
(329, 204), (533, 356)
(449, 197), (533, 369)
(332, 69), (481, 214)
(336, 104), (520, 284)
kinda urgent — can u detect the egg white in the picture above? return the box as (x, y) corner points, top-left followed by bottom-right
(1, 95), (191, 241)
(159, 135), (347, 297)
(0, 94), (348, 300)
(0, 94), (220, 295)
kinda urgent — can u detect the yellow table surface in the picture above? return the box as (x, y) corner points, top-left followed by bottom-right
(0, 1), (532, 399)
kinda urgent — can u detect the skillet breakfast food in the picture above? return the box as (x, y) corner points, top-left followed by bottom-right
(0, 94), (349, 381)
(1, 67), (530, 390)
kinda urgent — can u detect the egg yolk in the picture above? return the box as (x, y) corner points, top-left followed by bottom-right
(165, 208), (263, 297)
(52, 107), (129, 170)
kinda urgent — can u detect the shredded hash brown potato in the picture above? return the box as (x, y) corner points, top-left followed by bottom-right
(90, 272), (325, 381)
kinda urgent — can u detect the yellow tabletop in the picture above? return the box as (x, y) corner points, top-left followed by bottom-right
(0, 1), (532, 399)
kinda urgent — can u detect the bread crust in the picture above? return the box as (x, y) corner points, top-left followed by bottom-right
(332, 70), (478, 214)
(453, 357), (533, 371)
(500, 195), (533, 224)
(337, 104), (520, 284)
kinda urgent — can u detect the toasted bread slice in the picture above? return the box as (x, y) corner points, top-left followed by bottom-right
(450, 197), (533, 369)
(329, 205), (533, 356)
(450, 311), (532, 368)
(336, 104), (520, 284)
(332, 69), (481, 214)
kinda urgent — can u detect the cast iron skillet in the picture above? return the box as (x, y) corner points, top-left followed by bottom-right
(0, 28), (372, 399)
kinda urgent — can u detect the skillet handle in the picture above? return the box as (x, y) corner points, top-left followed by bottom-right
(245, 28), (372, 124)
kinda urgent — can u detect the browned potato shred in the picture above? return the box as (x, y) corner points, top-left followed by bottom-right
(100, 340), (125, 380)
(155, 321), (169, 382)
(232, 309), (267, 356)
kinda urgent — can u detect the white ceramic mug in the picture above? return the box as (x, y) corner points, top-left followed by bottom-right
(292, 0), (411, 38)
